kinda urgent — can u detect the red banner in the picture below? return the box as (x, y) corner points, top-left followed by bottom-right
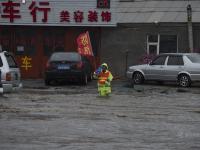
(77, 31), (93, 56)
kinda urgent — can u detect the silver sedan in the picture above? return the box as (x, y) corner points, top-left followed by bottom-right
(126, 53), (200, 87)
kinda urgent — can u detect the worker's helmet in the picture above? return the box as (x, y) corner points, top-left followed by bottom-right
(101, 63), (108, 70)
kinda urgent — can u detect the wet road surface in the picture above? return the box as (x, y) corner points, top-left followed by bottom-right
(0, 80), (200, 150)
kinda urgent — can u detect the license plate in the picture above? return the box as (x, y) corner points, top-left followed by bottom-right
(58, 65), (70, 70)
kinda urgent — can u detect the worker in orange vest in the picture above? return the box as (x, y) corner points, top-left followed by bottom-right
(94, 63), (113, 96)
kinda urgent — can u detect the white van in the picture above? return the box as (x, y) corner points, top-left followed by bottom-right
(0, 51), (22, 93)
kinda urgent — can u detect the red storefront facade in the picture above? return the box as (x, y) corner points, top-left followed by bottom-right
(0, 0), (116, 78)
(0, 26), (101, 78)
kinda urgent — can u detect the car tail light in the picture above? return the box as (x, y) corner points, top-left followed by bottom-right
(76, 62), (84, 69)
(6, 73), (11, 81)
(46, 61), (54, 70)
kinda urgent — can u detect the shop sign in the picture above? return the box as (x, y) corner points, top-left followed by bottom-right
(60, 10), (111, 23)
(1, 1), (51, 23)
(0, 0), (115, 26)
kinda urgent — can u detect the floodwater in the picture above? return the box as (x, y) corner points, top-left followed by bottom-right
(0, 80), (200, 150)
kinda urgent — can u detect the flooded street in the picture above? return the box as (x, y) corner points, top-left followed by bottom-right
(0, 80), (200, 150)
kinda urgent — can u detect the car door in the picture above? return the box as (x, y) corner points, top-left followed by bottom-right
(144, 55), (167, 80)
(164, 55), (184, 81)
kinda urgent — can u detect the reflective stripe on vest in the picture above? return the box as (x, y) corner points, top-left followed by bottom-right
(98, 71), (110, 84)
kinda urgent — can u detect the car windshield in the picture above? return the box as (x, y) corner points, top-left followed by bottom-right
(187, 54), (200, 63)
(50, 52), (81, 62)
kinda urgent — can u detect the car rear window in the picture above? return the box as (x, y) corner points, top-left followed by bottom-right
(5, 54), (18, 68)
(50, 52), (81, 62)
(0, 57), (3, 67)
(187, 54), (200, 63)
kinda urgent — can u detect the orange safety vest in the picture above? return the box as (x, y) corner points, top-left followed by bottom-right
(98, 71), (110, 85)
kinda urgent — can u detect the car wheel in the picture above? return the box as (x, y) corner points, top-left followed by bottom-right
(81, 74), (88, 85)
(133, 72), (144, 84)
(178, 74), (191, 87)
(45, 79), (50, 85)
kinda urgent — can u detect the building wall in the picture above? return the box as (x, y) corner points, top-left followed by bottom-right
(100, 23), (190, 78)
(116, 0), (200, 23)
(193, 23), (200, 52)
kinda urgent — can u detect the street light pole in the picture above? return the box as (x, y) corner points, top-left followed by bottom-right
(187, 4), (194, 53)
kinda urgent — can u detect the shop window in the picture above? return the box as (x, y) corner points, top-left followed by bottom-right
(160, 35), (177, 53)
(147, 34), (159, 55)
(149, 45), (158, 55)
(148, 35), (158, 43)
(147, 34), (177, 55)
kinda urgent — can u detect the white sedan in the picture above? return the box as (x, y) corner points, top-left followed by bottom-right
(127, 53), (200, 87)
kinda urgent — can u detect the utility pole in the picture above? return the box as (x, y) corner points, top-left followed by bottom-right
(187, 4), (194, 53)
(125, 49), (129, 74)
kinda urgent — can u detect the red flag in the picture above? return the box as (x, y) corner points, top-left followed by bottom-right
(77, 31), (93, 56)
